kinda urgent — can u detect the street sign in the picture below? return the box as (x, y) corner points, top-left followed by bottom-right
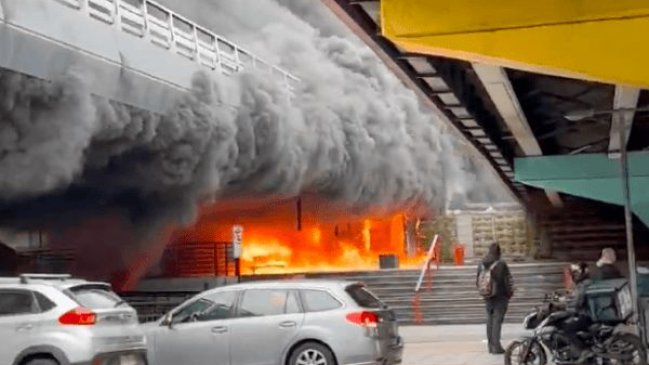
(232, 225), (243, 259)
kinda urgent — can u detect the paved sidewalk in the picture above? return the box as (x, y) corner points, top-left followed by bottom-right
(400, 324), (530, 365)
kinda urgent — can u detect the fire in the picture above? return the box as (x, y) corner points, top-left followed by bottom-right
(171, 196), (428, 275)
(238, 213), (427, 274)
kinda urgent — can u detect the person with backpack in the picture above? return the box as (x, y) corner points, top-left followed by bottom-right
(476, 242), (514, 354)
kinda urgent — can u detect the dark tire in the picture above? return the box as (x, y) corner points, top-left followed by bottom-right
(505, 339), (547, 365)
(288, 342), (336, 365)
(22, 358), (59, 365)
(610, 333), (647, 365)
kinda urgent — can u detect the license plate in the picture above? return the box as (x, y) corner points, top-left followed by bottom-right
(120, 354), (139, 365)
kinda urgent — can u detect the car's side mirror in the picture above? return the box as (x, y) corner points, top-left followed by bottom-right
(161, 313), (174, 328)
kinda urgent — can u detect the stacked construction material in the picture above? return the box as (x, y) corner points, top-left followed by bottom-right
(417, 216), (458, 262)
(471, 210), (530, 259)
(420, 207), (531, 261)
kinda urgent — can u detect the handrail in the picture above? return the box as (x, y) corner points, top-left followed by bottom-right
(163, 241), (235, 277)
(59, 0), (299, 96)
(414, 234), (439, 293)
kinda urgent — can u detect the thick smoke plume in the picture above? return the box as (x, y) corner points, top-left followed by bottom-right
(0, 0), (510, 278)
(153, 0), (511, 208)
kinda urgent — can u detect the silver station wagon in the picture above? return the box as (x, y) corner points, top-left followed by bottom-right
(144, 280), (403, 365)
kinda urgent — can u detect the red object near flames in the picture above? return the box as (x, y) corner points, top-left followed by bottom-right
(454, 244), (465, 266)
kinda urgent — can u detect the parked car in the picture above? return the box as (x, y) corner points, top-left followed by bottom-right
(144, 280), (403, 365)
(0, 273), (147, 365)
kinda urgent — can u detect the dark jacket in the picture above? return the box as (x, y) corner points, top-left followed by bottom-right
(476, 259), (514, 299)
(591, 264), (623, 282)
(566, 279), (591, 313)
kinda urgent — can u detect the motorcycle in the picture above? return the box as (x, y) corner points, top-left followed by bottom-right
(505, 290), (646, 365)
(522, 290), (568, 328)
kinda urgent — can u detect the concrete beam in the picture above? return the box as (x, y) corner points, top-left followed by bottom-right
(473, 63), (563, 207)
(609, 86), (640, 158)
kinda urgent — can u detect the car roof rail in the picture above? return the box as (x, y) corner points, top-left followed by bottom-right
(19, 273), (72, 284)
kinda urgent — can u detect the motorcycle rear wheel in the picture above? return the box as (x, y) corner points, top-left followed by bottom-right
(606, 333), (647, 365)
(505, 339), (547, 365)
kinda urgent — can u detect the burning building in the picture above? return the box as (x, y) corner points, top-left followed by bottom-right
(0, 0), (511, 289)
(163, 196), (427, 277)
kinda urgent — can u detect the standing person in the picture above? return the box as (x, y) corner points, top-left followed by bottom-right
(591, 248), (623, 281)
(476, 242), (514, 354)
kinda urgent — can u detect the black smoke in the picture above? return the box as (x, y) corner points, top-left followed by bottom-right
(0, 0), (511, 279)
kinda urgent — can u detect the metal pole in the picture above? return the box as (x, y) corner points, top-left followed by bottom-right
(235, 258), (241, 283)
(619, 114), (641, 336)
(296, 196), (302, 231)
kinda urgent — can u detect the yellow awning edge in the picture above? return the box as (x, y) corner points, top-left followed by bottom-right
(381, 0), (649, 88)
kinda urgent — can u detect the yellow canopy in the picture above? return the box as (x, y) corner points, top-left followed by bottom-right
(381, 0), (649, 88)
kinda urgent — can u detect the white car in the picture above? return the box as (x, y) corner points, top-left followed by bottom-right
(0, 273), (147, 365)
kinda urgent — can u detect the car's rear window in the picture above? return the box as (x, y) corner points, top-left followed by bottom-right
(67, 285), (123, 309)
(345, 284), (383, 309)
(300, 289), (342, 312)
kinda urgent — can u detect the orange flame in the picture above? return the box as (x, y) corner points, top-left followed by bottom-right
(171, 196), (427, 275)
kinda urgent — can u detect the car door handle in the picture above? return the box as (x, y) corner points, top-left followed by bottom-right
(211, 326), (228, 334)
(279, 321), (297, 328)
(16, 324), (33, 332)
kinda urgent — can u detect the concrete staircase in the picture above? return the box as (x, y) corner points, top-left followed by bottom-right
(121, 262), (567, 325)
(310, 262), (567, 325)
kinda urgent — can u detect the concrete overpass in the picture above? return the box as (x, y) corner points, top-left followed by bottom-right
(0, 0), (299, 114)
(0, 0), (302, 288)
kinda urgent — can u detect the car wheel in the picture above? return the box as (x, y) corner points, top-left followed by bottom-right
(23, 358), (59, 365)
(289, 342), (336, 365)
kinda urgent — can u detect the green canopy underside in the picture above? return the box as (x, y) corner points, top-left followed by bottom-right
(515, 153), (649, 226)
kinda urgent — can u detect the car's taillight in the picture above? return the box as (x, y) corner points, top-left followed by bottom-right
(346, 311), (379, 327)
(59, 307), (96, 325)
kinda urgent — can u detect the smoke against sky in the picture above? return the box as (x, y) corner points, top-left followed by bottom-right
(0, 0), (512, 277)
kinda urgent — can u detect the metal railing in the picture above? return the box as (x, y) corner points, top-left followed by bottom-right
(414, 234), (440, 293)
(161, 241), (236, 278)
(412, 235), (440, 324)
(118, 291), (194, 323)
(54, 0), (299, 96)
(20, 247), (77, 273)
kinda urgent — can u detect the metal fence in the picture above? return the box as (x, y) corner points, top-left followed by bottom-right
(118, 290), (195, 323)
(161, 241), (236, 278)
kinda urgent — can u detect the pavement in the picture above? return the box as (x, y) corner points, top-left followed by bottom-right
(400, 324), (531, 365)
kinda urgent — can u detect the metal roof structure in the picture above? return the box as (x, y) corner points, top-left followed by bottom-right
(322, 0), (649, 260)
(322, 0), (649, 211)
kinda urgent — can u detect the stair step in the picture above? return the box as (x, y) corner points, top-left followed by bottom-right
(124, 262), (567, 326)
(545, 224), (624, 233)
